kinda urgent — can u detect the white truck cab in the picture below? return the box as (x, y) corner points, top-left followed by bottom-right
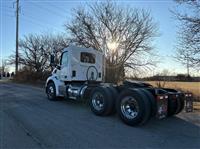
(46, 45), (104, 100)
(55, 45), (103, 82)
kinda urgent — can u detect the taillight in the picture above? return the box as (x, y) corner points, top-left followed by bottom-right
(170, 94), (178, 99)
(185, 93), (192, 97)
(157, 96), (163, 100)
(157, 95), (168, 100)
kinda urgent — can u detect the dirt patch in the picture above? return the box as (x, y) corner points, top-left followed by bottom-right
(193, 102), (200, 111)
(177, 111), (200, 127)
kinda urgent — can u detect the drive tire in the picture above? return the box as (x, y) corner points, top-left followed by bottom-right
(168, 95), (178, 116)
(140, 89), (157, 117)
(89, 86), (114, 116)
(46, 82), (57, 101)
(106, 86), (118, 114)
(116, 89), (151, 126)
(175, 95), (185, 114)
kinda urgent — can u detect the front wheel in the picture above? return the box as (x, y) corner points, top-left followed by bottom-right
(46, 82), (57, 101)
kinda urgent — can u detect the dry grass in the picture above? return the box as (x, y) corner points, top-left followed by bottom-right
(193, 102), (200, 111)
(146, 81), (200, 101)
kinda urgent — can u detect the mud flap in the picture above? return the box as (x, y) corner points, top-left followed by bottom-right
(156, 95), (168, 119)
(185, 95), (193, 112)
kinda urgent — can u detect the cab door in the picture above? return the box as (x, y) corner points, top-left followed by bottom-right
(60, 51), (70, 81)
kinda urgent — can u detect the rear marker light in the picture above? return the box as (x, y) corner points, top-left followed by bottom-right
(172, 95), (177, 99)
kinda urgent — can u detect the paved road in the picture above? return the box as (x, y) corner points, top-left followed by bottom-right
(0, 82), (200, 149)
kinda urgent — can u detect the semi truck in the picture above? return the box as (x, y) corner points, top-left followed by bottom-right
(45, 45), (193, 126)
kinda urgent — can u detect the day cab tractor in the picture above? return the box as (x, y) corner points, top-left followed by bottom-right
(45, 45), (193, 126)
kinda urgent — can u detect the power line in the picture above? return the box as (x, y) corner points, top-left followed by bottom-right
(0, 7), (13, 12)
(29, 2), (67, 18)
(48, 2), (71, 14)
(1, 7), (15, 15)
(4, 13), (15, 18)
(20, 2), (66, 32)
(20, 14), (63, 32)
(21, 12), (52, 26)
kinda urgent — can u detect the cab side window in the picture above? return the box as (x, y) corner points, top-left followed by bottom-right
(61, 52), (68, 65)
(80, 52), (95, 64)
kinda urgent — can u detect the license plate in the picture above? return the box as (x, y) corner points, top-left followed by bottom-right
(156, 96), (168, 119)
(185, 97), (193, 112)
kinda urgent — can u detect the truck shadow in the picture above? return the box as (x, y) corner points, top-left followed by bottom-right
(60, 98), (200, 130)
(59, 98), (200, 128)
(48, 99), (200, 148)
(57, 98), (200, 136)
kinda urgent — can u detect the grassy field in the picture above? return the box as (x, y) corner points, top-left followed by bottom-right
(146, 81), (200, 101)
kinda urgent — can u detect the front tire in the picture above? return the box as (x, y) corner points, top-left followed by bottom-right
(46, 82), (57, 101)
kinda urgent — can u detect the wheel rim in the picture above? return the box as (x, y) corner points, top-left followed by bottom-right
(48, 85), (54, 98)
(92, 92), (104, 111)
(120, 96), (139, 119)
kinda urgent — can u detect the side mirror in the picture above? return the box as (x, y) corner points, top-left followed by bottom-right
(56, 65), (61, 70)
(50, 55), (55, 66)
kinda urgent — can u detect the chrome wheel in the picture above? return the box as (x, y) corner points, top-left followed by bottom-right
(48, 85), (54, 99)
(91, 92), (104, 111)
(120, 96), (139, 119)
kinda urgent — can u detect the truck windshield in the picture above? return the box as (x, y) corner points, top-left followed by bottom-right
(61, 52), (68, 65)
(80, 52), (95, 64)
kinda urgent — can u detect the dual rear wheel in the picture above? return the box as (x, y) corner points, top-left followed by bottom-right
(168, 94), (185, 116)
(89, 87), (152, 126)
(116, 89), (151, 126)
(89, 86), (115, 116)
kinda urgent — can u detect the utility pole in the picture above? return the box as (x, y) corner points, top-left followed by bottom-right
(186, 52), (190, 77)
(103, 37), (106, 83)
(15, 0), (19, 74)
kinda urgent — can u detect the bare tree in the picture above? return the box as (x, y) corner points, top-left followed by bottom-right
(66, 1), (158, 83)
(154, 69), (171, 88)
(173, 0), (200, 72)
(0, 59), (9, 74)
(9, 33), (69, 80)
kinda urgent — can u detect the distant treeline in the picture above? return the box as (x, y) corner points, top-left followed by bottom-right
(143, 74), (200, 82)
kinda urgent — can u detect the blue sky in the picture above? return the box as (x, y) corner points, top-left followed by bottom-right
(0, 0), (193, 75)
